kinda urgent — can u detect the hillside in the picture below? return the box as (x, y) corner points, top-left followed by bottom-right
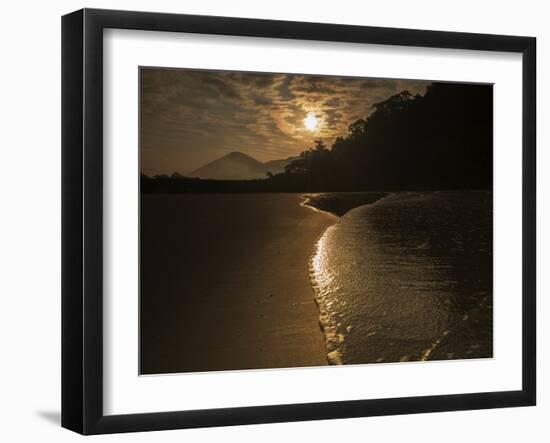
(189, 151), (293, 180)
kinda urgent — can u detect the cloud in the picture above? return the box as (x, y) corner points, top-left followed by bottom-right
(140, 68), (430, 174)
(276, 76), (295, 101)
(248, 91), (273, 106)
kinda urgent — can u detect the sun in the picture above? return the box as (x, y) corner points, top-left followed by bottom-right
(304, 113), (320, 132)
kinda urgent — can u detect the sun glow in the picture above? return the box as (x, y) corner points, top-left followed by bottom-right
(304, 113), (320, 132)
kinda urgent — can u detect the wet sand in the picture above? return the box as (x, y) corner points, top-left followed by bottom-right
(140, 193), (336, 374)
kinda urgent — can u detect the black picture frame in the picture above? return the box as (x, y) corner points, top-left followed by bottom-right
(62, 8), (536, 435)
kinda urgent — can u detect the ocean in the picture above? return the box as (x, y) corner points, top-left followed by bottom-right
(309, 191), (493, 365)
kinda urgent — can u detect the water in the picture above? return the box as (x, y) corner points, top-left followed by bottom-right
(310, 191), (493, 365)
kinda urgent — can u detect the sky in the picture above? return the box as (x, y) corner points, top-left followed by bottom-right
(140, 68), (431, 176)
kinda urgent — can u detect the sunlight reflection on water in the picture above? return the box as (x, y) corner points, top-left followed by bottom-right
(310, 191), (493, 365)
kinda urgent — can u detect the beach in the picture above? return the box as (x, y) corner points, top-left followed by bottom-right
(140, 193), (336, 374)
(141, 191), (492, 373)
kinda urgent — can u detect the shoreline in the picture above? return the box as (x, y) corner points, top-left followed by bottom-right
(301, 192), (388, 217)
(140, 191), (398, 374)
(309, 236), (343, 365)
(302, 192), (390, 366)
(300, 197), (340, 365)
(299, 199), (340, 220)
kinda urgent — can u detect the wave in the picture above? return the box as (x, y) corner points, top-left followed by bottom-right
(307, 192), (391, 365)
(309, 226), (343, 365)
(301, 192), (388, 217)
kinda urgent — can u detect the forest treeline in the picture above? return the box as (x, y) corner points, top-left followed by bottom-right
(141, 82), (492, 193)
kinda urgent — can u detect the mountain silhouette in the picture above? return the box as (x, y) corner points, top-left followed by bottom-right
(189, 151), (293, 180)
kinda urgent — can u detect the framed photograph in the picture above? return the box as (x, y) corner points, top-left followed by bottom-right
(62, 8), (536, 434)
